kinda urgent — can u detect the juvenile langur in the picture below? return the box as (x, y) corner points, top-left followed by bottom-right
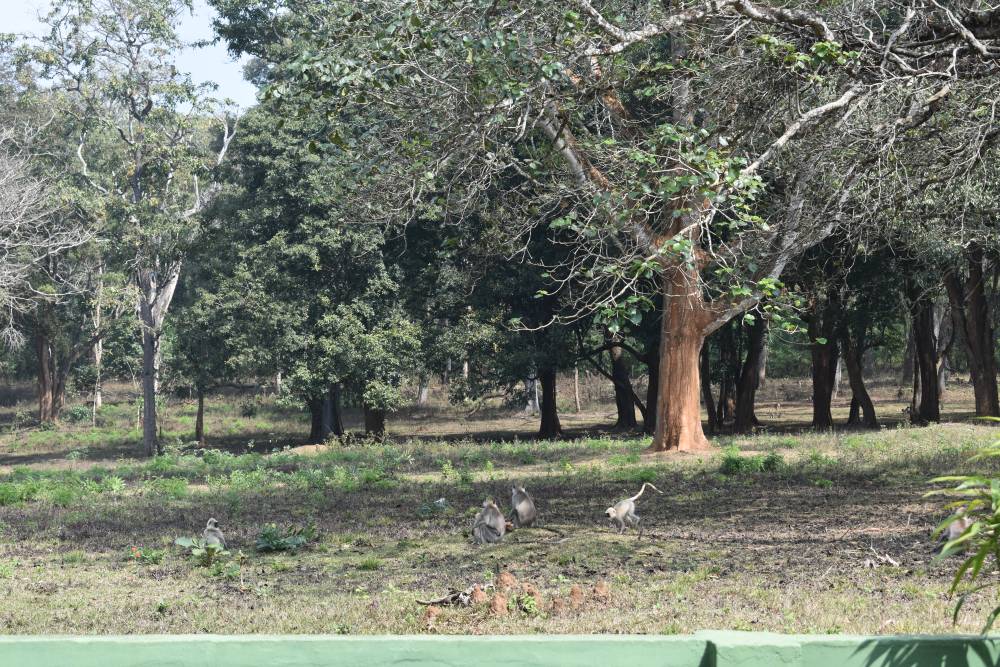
(203, 518), (226, 548)
(473, 500), (506, 544)
(510, 485), (537, 528)
(941, 511), (975, 553)
(605, 483), (663, 535)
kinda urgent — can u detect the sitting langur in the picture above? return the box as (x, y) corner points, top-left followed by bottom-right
(605, 483), (663, 535)
(473, 500), (506, 544)
(203, 518), (226, 548)
(510, 485), (537, 528)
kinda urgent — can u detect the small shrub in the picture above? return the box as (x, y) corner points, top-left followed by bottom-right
(64, 405), (92, 424)
(719, 447), (785, 476)
(149, 477), (189, 499)
(129, 546), (165, 565)
(239, 398), (258, 418)
(175, 537), (229, 567)
(255, 523), (317, 553)
(357, 557), (382, 571)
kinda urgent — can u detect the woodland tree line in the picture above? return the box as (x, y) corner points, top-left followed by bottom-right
(3, 0), (1000, 456)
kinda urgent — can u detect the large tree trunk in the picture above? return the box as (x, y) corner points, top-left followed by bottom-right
(609, 339), (637, 429)
(945, 246), (1000, 417)
(910, 293), (941, 423)
(651, 268), (711, 452)
(538, 367), (562, 439)
(195, 389), (205, 445)
(308, 396), (325, 443)
(734, 316), (768, 433)
(364, 406), (386, 438)
(841, 329), (877, 428)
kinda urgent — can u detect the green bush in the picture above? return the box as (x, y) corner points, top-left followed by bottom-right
(255, 523), (316, 553)
(64, 405), (92, 424)
(719, 447), (785, 476)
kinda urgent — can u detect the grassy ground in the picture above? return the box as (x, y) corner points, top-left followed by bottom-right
(0, 381), (998, 635)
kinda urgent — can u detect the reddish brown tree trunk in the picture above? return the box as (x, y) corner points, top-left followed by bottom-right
(651, 269), (711, 452)
(945, 246), (1000, 417)
(35, 331), (67, 423)
(538, 367), (562, 439)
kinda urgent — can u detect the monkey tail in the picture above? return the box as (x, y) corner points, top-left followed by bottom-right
(631, 482), (664, 502)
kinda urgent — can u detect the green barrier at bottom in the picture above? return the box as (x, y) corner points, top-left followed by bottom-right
(0, 631), (997, 666)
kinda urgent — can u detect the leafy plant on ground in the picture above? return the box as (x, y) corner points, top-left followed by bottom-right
(719, 447), (785, 476)
(129, 546), (165, 565)
(255, 522), (317, 553)
(928, 436), (1000, 632)
(175, 537), (229, 567)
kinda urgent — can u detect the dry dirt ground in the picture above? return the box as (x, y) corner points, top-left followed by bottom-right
(0, 379), (996, 634)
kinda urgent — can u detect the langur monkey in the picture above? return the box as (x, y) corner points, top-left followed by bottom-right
(510, 485), (537, 528)
(203, 518), (226, 548)
(605, 483), (663, 535)
(473, 500), (506, 544)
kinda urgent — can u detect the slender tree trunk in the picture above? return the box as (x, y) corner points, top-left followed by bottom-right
(946, 248), (1000, 417)
(36, 331), (54, 423)
(320, 389), (335, 440)
(137, 265), (180, 457)
(274, 371), (282, 395)
(910, 293), (941, 423)
(416, 375), (430, 406)
(734, 316), (768, 433)
(195, 389), (205, 445)
(900, 327), (915, 386)
(140, 326), (159, 455)
(848, 396), (860, 425)
(330, 384), (345, 437)
(364, 406), (386, 438)
(809, 311), (838, 430)
(609, 340), (637, 429)
(92, 264), (104, 412)
(573, 365), (581, 413)
(93, 338), (103, 410)
(523, 377), (539, 415)
(841, 330), (877, 428)
(700, 345), (718, 435)
(538, 367), (562, 439)
(832, 358), (842, 400)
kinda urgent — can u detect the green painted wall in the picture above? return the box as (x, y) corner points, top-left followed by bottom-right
(1, 632), (998, 666)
